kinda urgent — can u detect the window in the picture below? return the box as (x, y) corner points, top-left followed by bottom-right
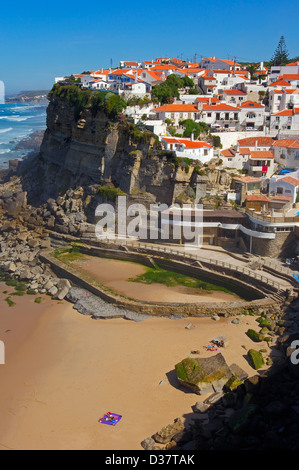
(207, 113), (212, 117)
(276, 116), (280, 122)
(247, 112), (256, 119)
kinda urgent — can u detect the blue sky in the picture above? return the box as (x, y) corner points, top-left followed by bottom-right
(1, 0), (298, 94)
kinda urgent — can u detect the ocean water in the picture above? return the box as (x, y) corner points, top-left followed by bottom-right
(0, 103), (47, 169)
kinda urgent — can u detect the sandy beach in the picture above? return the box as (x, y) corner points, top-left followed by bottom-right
(0, 282), (269, 450)
(69, 256), (242, 303)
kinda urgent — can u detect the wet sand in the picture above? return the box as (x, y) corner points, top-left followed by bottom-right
(70, 256), (241, 303)
(0, 282), (268, 450)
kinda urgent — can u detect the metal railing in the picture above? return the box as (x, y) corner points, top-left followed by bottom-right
(83, 236), (283, 290)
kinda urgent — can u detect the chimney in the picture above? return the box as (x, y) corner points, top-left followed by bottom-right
(191, 133), (194, 141)
(255, 140), (258, 151)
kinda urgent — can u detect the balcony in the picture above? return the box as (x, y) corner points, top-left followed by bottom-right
(250, 166), (266, 172)
(246, 207), (299, 224)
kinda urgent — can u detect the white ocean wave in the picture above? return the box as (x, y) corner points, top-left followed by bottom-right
(0, 149), (11, 154)
(0, 116), (34, 122)
(0, 128), (13, 134)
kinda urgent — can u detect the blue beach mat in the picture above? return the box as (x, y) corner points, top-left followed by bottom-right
(98, 412), (122, 426)
(292, 274), (299, 283)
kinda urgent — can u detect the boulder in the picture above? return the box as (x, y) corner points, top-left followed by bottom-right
(247, 349), (265, 370)
(175, 353), (232, 395)
(54, 279), (71, 300)
(153, 418), (184, 444)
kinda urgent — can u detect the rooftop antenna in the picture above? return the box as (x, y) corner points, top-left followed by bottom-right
(110, 58), (113, 69)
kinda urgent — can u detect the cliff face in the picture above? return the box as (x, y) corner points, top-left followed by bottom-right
(18, 88), (232, 212)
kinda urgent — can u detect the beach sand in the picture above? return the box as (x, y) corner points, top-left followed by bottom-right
(0, 282), (268, 450)
(70, 256), (242, 303)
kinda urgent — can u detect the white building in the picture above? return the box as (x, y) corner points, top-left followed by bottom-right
(238, 101), (265, 131)
(198, 103), (241, 131)
(222, 89), (247, 105)
(220, 147), (275, 177)
(270, 107), (299, 133)
(161, 137), (213, 163)
(200, 57), (241, 71)
(269, 88), (299, 114)
(272, 139), (299, 169)
(269, 61), (299, 82)
(89, 79), (111, 90)
(153, 104), (200, 125)
(269, 173), (299, 203)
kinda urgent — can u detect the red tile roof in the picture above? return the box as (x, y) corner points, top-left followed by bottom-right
(272, 139), (299, 149)
(223, 89), (247, 95)
(153, 104), (198, 112)
(280, 74), (299, 80)
(196, 97), (220, 104)
(280, 176), (299, 186)
(250, 150), (274, 159)
(271, 195), (292, 201)
(162, 137), (212, 149)
(240, 101), (264, 108)
(274, 109), (293, 116)
(202, 103), (240, 111)
(233, 176), (262, 183)
(269, 79), (291, 87)
(246, 194), (270, 202)
(238, 137), (274, 147)
(221, 149), (235, 157)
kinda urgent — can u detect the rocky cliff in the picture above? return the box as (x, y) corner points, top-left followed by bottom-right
(17, 86), (231, 207)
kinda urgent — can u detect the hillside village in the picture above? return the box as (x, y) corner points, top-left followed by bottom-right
(52, 56), (299, 257)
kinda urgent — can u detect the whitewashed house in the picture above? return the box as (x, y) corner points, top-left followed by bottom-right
(220, 146), (275, 176)
(247, 150), (275, 177)
(272, 139), (299, 169)
(269, 173), (299, 203)
(200, 57), (241, 71)
(89, 79), (111, 90)
(269, 61), (299, 82)
(198, 103), (241, 131)
(153, 104), (200, 125)
(222, 89), (247, 105)
(161, 137), (213, 163)
(220, 147), (249, 170)
(121, 81), (147, 97)
(238, 136), (275, 151)
(270, 108), (299, 132)
(238, 101), (265, 131)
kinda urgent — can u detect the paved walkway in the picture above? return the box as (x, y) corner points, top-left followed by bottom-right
(86, 237), (297, 291)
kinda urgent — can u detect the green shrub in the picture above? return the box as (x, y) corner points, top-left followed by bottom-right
(97, 185), (127, 201)
(51, 85), (127, 121)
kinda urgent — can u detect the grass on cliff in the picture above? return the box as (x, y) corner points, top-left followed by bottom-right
(51, 84), (127, 121)
(128, 266), (235, 295)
